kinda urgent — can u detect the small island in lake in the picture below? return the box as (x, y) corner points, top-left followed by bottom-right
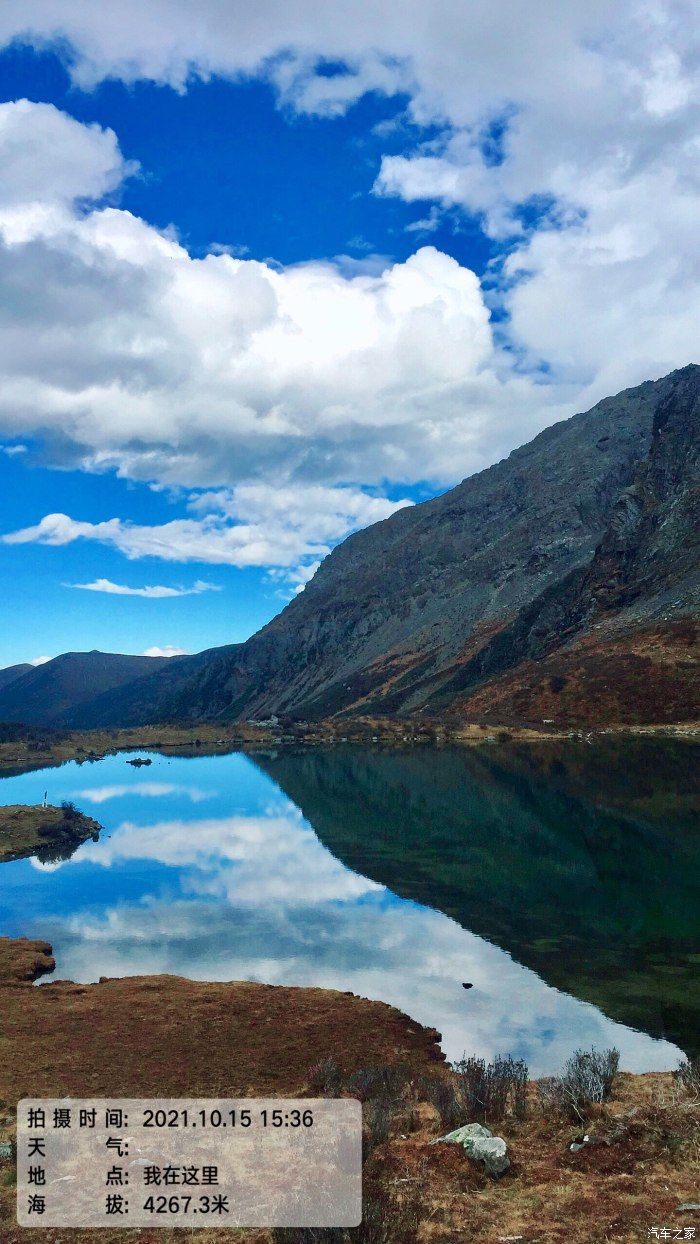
(0, 801), (101, 864)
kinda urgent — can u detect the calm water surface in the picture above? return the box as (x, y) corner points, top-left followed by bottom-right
(0, 740), (697, 1075)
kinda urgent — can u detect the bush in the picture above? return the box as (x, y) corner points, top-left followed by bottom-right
(60, 800), (81, 824)
(452, 1053), (529, 1123)
(344, 1064), (413, 1103)
(563, 1047), (619, 1104)
(537, 1047), (620, 1121)
(419, 1073), (464, 1131)
(675, 1057), (700, 1094)
(308, 1057), (343, 1096)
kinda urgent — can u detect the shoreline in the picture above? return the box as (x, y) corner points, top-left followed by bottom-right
(0, 717), (697, 779)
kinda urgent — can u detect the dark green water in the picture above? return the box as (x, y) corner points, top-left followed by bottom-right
(256, 738), (700, 1058)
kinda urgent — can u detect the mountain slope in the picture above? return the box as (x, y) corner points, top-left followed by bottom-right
(32, 364), (700, 729)
(451, 365), (700, 722)
(0, 663), (31, 693)
(0, 651), (174, 727)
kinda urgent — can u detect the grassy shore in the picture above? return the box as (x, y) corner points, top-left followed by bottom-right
(0, 717), (697, 779)
(0, 937), (697, 1243)
(0, 803), (101, 863)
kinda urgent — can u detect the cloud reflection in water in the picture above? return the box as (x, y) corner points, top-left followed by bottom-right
(27, 798), (682, 1075)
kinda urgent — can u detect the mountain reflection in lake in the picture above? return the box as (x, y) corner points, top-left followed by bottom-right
(0, 741), (697, 1074)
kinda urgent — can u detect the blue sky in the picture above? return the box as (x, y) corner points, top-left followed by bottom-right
(0, 5), (695, 668)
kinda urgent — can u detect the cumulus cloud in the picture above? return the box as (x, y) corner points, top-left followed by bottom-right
(0, 99), (560, 511)
(0, 2), (692, 408)
(29, 655), (52, 666)
(67, 577), (220, 597)
(0, 98), (133, 213)
(0, 6), (695, 567)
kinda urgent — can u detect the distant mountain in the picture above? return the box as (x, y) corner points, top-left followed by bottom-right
(0, 651), (174, 727)
(0, 663), (31, 693)
(14, 365), (700, 729)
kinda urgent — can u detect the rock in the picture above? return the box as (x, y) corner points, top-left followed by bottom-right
(434, 1122), (510, 1177)
(127, 757), (152, 767)
(462, 981), (473, 989)
(0, 1141), (13, 1159)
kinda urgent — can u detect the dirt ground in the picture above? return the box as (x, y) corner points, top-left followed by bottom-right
(0, 937), (698, 1243)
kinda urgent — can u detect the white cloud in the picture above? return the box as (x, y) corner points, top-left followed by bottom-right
(142, 645), (189, 658)
(0, 7), (694, 556)
(0, 98), (133, 214)
(404, 206), (442, 235)
(29, 655), (52, 666)
(0, 99), (561, 512)
(2, 486), (412, 570)
(67, 577), (221, 597)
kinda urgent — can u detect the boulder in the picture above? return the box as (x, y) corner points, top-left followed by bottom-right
(434, 1122), (510, 1177)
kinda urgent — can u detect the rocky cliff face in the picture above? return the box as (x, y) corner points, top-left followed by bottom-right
(449, 365), (699, 722)
(26, 365), (700, 729)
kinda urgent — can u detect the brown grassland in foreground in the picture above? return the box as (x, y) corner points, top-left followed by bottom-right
(0, 938), (697, 1243)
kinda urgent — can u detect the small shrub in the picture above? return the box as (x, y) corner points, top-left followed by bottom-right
(345, 1064), (413, 1103)
(563, 1047), (619, 1105)
(675, 1057), (700, 1095)
(452, 1053), (529, 1123)
(308, 1056), (343, 1096)
(452, 1055), (489, 1119)
(536, 1075), (567, 1115)
(60, 800), (81, 824)
(537, 1047), (620, 1121)
(419, 1073), (464, 1130)
(363, 1098), (393, 1156)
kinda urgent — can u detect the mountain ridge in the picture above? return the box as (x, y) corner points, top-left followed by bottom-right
(0, 651), (175, 727)
(2, 365), (698, 728)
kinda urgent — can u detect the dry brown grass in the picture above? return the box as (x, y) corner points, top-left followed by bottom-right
(0, 802), (101, 863)
(0, 939), (697, 1243)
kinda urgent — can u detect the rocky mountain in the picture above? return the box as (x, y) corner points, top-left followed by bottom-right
(7, 365), (699, 729)
(0, 651), (174, 727)
(450, 365), (699, 723)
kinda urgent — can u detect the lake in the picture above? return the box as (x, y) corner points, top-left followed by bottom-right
(0, 739), (697, 1076)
